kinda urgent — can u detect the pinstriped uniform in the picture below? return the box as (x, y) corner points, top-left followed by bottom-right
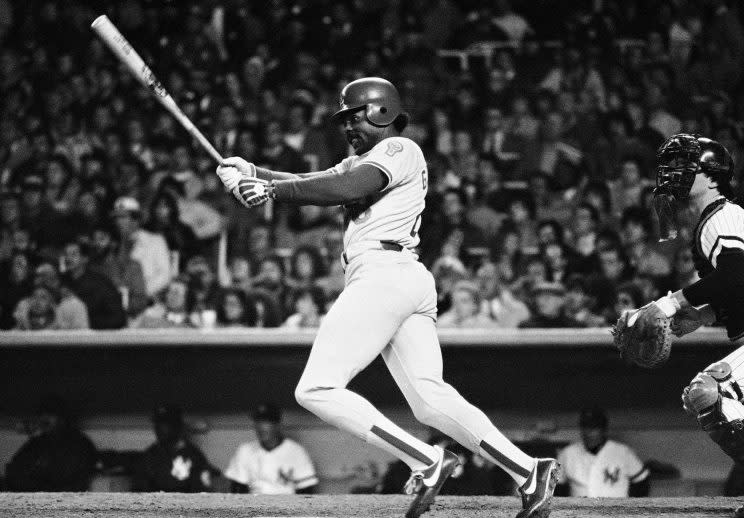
(692, 198), (744, 404)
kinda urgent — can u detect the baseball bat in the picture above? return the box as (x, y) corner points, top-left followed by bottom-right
(91, 15), (223, 163)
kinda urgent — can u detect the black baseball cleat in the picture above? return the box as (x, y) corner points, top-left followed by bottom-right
(516, 458), (560, 518)
(403, 446), (461, 518)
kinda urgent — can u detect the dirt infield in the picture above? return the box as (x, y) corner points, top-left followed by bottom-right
(0, 493), (742, 518)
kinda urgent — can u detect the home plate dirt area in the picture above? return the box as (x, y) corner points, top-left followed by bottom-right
(1, 493), (742, 518)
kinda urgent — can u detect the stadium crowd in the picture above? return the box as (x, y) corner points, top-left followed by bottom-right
(1, 0), (744, 331)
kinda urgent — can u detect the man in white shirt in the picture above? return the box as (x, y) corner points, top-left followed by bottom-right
(556, 407), (649, 497)
(225, 403), (318, 495)
(112, 197), (172, 298)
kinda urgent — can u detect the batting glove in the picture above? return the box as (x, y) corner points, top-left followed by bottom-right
(216, 157), (256, 191)
(232, 177), (275, 208)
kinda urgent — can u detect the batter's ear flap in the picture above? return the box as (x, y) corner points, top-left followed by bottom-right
(393, 112), (410, 132)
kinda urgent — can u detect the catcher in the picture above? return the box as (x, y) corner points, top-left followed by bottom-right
(614, 133), (744, 517)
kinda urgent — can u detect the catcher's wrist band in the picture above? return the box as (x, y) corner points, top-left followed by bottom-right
(655, 294), (681, 317)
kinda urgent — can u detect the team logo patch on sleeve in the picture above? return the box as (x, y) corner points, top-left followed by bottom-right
(385, 140), (404, 156)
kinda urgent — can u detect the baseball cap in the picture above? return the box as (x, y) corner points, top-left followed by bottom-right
(253, 403), (281, 423)
(579, 406), (608, 429)
(112, 196), (142, 218)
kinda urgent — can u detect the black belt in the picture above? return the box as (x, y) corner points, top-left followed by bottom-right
(342, 241), (404, 265)
(380, 240), (404, 251)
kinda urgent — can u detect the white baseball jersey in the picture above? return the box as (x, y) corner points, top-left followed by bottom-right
(556, 440), (648, 497)
(692, 197), (744, 341)
(325, 136), (427, 251)
(224, 438), (318, 494)
(696, 197), (744, 269)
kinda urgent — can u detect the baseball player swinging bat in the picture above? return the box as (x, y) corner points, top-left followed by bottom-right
(91, 15), (223, 164)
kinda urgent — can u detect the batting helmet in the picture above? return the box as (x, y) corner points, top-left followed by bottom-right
(332, 77), (404, 127)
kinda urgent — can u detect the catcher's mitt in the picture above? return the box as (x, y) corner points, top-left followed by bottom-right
(611, 303), (673, 368)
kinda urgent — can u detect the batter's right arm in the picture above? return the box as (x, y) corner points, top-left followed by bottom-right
(216, 157), (332, 190)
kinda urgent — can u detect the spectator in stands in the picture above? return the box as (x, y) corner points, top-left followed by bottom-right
(112, 196), (171, 299)
(563, 274), (605, 328)
(156, 173), (223, 245)
(18, 287), (56, 330)
(144, 191), (198, 265)
(88, 225), (148, 319)
(511, 254), (548, 303)
(5, 395), (98, 491)
(519, 281), (575, 328)
(183, 255), (219, 327)
(61, 239), (126, 330)
(0, 191), (22, 262)
(609, 157), (654, 219)
(620, 206), (671, 278)
(449, 129), (479, 184)
(282, 286), (326, 329)
(505, 191), (539, 253)
(259, 118), (307, 173)
(587, 242), (634, 318)
(227, 255), (252, 293)
(567, 203), (600, 269)
(285, 244), (325, 294)
(225, 403), (318, 494)
(134, 405), (213, 493)
(531, 175), (574, 225)
(0, 251), (32, 329)
(19, 174), (67, 253)
(285, 205), (338, 248)
(241, 223), (273, 273)
(475, 260), (530, 328)
(611, 281), (645, 324)
(283, 99), (336, 171)
(419, 188), (487, 268)
(249, 255), (289, 318)
(43, 154), (79, 215)
(13, 262), (88, 330)
(581, 180), (616, 230)
(437, 280), (497, 329)
(135, 277), (191, 329)
(216, 287), (256, 327)
(544, 242), (578, 284)
(556, 407), (649, 497)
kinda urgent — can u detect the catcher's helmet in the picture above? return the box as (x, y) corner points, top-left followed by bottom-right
(655, 133), (734, 199)
(331, 77), (403, 127)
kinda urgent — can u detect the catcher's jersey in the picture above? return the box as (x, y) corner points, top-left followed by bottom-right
(326, 136), (427, 251)
(556, 440), (648, 497)
(691, 197), (744, 339)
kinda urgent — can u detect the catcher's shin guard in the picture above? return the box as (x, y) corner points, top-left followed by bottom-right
(683, 362), (744, 464)
(698, 403), (744, 465)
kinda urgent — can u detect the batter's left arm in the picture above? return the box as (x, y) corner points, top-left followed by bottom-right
(271, 164), (387, 206)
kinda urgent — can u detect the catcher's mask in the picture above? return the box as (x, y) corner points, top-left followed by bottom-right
(653, 133), (734, 241)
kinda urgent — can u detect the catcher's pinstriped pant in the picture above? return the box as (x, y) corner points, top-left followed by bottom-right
(294, 249), (536, 484)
